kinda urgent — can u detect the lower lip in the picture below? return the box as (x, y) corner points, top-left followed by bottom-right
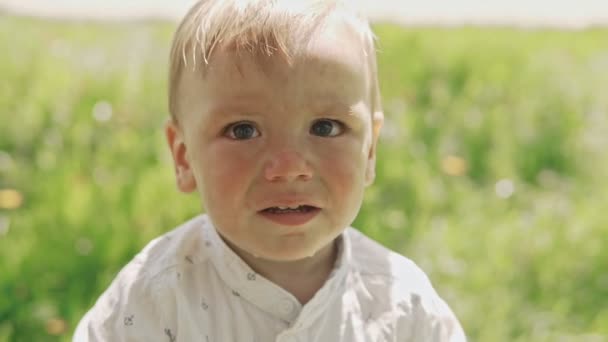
(258, 208), (321, 226)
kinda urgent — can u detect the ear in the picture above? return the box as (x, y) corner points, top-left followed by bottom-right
(365, 110), (384, 186)
(165, 118), (197, 193)
(364, 58), (384, 187)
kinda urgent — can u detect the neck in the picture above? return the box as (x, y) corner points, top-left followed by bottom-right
(230, 240), (339, 304)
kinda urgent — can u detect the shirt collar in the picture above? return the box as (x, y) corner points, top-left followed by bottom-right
(201, 214), (352, 325)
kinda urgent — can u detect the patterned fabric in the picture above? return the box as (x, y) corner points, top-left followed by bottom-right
(74, 214), (466, 341)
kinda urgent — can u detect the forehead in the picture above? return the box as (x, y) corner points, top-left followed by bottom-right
(177, 20), (372, 115)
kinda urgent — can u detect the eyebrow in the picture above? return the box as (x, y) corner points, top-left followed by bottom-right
(313, 102), (349, 115)
(314, 97), (366, 114)
(207, 106), (263, 120)
(215, 92), (268, 105)
(205, 93), (268, 115)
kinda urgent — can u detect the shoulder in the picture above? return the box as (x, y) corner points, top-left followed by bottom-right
(345, 228), (466, 341)
(105, 213), (213, 298)
(137, 214), (212, 273)
(108, 214), (212, 293)
(74, 215), (212, 341)
(347, 227), (431, 288)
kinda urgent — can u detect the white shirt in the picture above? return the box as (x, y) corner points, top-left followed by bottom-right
(74, 214), (466, 342)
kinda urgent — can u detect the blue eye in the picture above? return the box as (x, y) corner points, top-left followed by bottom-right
(225, 122), (260, 140)
(310, 119), (344, 137)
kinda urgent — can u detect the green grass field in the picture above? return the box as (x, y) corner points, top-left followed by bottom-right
(0, 15), (607, 341)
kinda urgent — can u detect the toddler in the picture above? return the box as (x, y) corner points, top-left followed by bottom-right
(74, 0), (466, 341)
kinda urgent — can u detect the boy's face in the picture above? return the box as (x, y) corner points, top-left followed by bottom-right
(166, 21), (383, 263)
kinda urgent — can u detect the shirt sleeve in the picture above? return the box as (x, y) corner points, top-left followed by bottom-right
(73, 260), (170, 342)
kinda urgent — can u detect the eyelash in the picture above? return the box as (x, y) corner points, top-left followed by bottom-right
(310, 119), (345, 137)
(222, 119), (347, 140)
(223, 121), (260, 140)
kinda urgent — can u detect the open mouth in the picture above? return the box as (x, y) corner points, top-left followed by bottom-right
(258, 205), (321, 226)
(261, 205), (318, 214)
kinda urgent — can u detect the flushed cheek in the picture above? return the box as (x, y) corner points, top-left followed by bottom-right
(198, 143), (259, 214)
(315, 137), (369, 182)
(316, 144), (368, 220)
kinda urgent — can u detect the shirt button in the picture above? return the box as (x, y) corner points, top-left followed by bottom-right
(278, 298), (294, 315)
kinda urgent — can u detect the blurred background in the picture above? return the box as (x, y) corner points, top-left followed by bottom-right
(1, 1), (607, 341)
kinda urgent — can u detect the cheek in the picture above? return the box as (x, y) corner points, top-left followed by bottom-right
(316, 138), (368, 203)
(197, 142), (259, 210)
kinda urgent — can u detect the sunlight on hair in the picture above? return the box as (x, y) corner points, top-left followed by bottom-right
(168, 0), (377, 119)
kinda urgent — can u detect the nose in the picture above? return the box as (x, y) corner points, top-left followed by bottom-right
(264, 149), (313, 182)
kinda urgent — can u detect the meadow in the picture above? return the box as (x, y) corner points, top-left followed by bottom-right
(0, 15), (607, 341)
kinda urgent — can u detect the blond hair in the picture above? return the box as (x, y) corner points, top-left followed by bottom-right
(168, 0), (379, 120)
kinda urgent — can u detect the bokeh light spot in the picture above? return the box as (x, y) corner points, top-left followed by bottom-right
(45, 318), (68, 336)
(0, 189), (24, 209)
(495, 179), (515, 198)
(92, 101), (113, 122)
(441, 155), (468, 176)
(385, 209), (407, 230)
(0, 151), (15, 172)
(0, 216), (10, 236)
(75, 237), (94, 256)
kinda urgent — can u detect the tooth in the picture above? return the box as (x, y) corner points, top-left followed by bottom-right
(277, 206), (288, 210)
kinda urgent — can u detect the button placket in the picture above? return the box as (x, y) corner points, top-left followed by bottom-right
(278, 298), (294, 316)
(276, 333), (298, 342)
(275, 321), (286, 331)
